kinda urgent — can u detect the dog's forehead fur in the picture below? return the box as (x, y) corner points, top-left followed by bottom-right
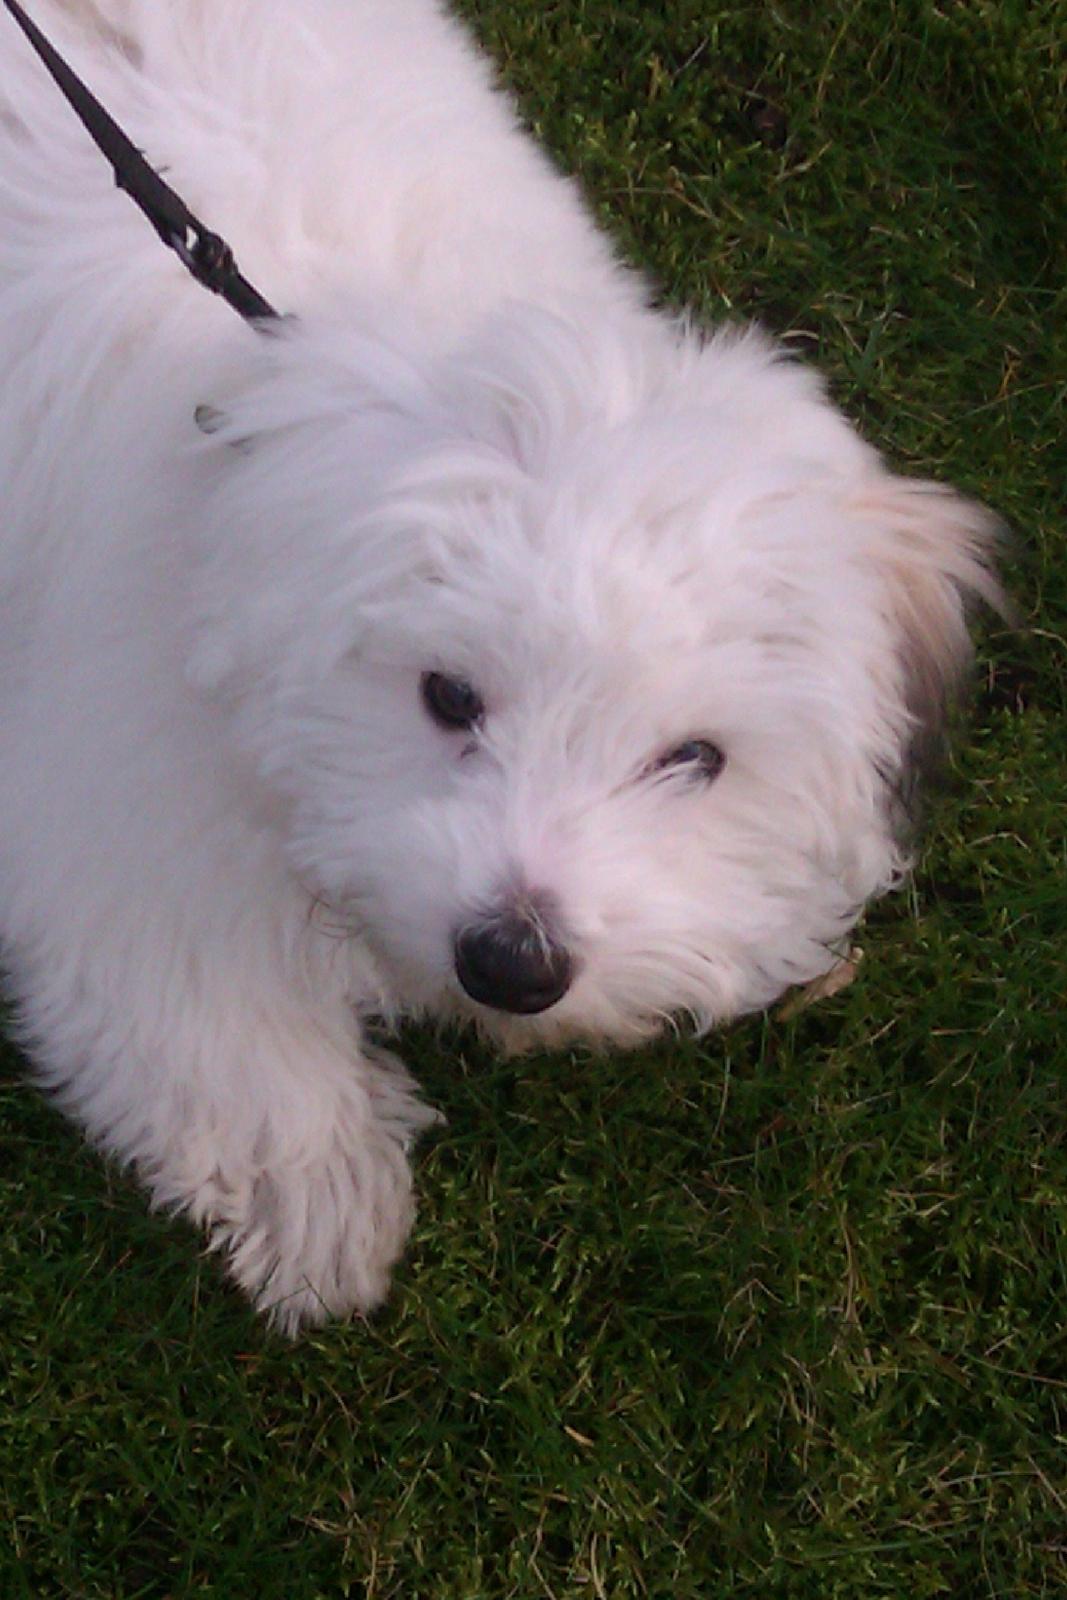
(203, 311), (885, 676)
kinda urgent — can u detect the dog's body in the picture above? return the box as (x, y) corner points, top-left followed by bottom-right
(0, 0), (997, 1328)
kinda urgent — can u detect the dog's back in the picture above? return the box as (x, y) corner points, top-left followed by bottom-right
(0, 0), (642, 654)
(0, 0), (631, 347)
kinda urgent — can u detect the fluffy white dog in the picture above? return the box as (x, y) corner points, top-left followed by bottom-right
(0, 0), (999, 1329)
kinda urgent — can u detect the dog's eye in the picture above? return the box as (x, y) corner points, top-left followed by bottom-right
(654, 739), (726, 782)
(421, 671), (484, 731)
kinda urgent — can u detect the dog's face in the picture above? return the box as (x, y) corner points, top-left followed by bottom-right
(189, 310), (997, 1045)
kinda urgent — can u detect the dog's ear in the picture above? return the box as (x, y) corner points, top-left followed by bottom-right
(857, 475), (1005, 817)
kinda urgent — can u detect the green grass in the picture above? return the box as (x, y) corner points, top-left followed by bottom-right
(2, 1), (1065, 1595)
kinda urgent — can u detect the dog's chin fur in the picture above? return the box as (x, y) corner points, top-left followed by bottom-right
(0, 0), (1000, 1331)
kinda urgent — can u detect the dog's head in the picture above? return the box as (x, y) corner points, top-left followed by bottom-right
(187, 307), (1000, 1044)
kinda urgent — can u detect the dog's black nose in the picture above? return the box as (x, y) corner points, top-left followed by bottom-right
(454, 903), (573, 1015)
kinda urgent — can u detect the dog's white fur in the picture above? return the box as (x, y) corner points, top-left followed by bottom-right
(0, 0), (998, 1329)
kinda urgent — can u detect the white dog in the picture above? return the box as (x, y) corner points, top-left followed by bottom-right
(0, 0), (999, 1329)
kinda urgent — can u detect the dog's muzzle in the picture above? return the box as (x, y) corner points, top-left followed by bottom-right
(453, 896), (574, 1016)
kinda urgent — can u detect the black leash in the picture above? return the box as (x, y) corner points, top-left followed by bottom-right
(2, 0), (280, 324)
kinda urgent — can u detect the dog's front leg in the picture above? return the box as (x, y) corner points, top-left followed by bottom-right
(18, 931), (437, 1331)
(182, 1018), (438, 1333)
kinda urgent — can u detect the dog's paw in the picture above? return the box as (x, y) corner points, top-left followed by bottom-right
(175, 1059), (440, 1334)
(207, 1112), (415, 1333)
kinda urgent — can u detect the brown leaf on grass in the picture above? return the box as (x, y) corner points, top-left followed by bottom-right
(775, 948), (864, 1021)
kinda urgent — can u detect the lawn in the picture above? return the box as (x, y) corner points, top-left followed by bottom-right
(2, 1), (1065, 1596)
